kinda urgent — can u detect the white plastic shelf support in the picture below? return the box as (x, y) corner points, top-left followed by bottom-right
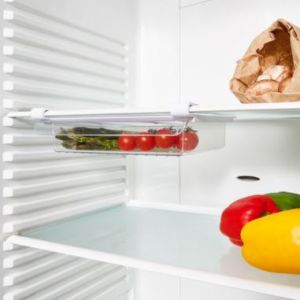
(6, 204), (300, 300)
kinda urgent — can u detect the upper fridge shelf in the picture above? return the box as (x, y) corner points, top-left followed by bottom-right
(6, 105), (226, 156)
(6, 203), (300, 300)
(6, 102), (300, 155)
(191, 102), (300, 121)
(7, 102), (300, 123)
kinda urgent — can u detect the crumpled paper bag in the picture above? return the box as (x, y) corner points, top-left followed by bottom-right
(230, 19), (300, 103)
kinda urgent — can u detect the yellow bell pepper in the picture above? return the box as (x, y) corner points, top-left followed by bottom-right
(241, 208), (300, 273)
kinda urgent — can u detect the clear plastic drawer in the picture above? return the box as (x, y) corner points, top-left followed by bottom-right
(53, 119), (225, 156)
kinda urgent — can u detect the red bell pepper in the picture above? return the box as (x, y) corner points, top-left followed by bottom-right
(220, 195), (280, 246)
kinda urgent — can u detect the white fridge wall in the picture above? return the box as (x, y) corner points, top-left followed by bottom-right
(181, 0), (300, 104)
(180, 0), (300, 207)
(133, 0), (181, 204)
(15, 0), (137, 46)
(1, 0), (136, 298)
(134, 271), (285, 300)
(180, 279), (285, 300)
(133, 0), (300, 207)
(133, 0), (299, 299)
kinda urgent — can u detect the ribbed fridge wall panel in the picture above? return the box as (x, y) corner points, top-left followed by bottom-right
(2, 171), (125, 197)
(3, 62), (127, 93)
(3, 247), (51, 269)
(3, 22), (127, 68)
(3, 79), (125, 105)
(3, 41), (126, 78)
(2, 0), (131, 298)
(35, 267), (128, 300)
(3, 254), (77, 286)
(3, 250), (130, 300)
(3, 123), (51, 135)
(3, 134), (52, 146)
(2, 117), (34, 129)
(3, 158), (126, 180)
(3, 195), (126, 233)
(3, 76), (126, 99)
(3, 0), (127, 53)
(3, 48), (127, 86)
(3, 171), (126, 198)
(34, 263), (119, 299)
(3, 259), (98, 300)
(3, 95), (124, 110)
(2, 150), (96, 162)
(3, 44), (127, 82)
(3, 183), (126, 215)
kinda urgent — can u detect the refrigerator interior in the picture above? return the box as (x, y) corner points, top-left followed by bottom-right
(1, 0), (300, 299)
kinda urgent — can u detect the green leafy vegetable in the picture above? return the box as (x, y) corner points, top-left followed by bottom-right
(56, 127), (122, 151)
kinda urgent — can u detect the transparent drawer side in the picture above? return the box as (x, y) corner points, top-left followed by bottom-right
(53, 119), (225, 156)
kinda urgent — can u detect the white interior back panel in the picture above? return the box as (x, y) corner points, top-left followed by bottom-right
(133, 0), (181, 205)
(180, 0), (300, 207)
(132, 0), (300, 299)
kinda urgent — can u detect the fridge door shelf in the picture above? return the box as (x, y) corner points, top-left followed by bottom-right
(53, 120), (225, 156)
(6, 204), (300, 299)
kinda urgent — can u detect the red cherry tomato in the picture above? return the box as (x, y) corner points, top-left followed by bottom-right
(118, 134), (136, 151)
(136, 132), (155, 151)
(155, 128), (177, 149)
(177, 130), (199, 151)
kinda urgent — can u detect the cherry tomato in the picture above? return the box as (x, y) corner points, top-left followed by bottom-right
(118, 134), (136, 151)
(155, 128), (177, 149)
(136, 132), (155, 151)
(177, 130), (199, 151)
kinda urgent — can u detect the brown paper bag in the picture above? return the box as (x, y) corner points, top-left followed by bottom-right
(230, 19), (300, 103)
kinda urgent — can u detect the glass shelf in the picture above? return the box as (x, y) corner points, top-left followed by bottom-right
(191, 103), (300, 121)
(8, 204), (300, 299)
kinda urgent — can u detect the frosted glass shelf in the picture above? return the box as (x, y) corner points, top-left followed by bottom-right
(191, 103), (300, 121)
(8, 204), (300, 299)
